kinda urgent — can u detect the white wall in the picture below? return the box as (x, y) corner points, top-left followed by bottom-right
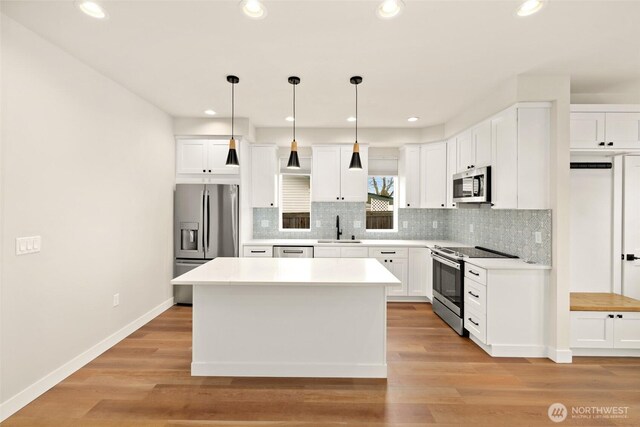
(0, 14), (175, 415)
(255, 127), (427, 147)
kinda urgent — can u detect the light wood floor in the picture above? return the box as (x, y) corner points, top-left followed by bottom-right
(3, 303), (639, 426)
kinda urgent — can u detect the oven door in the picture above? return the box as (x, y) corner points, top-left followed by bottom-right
(432, 253), (463, 316)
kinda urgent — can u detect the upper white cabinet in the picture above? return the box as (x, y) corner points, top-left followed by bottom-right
(490, 108), (518, 209)
(176, 139), (239, 175)
(311, 145), (368, 202)
(250, 145), (278, 208)
(420, 142), (448, 208)
(398, 145), (421, 208)
(456, 130), (474, 173)
(445, 138), (457, 209)
(570, 106), (640, 151)
(456, 123), (492, 173)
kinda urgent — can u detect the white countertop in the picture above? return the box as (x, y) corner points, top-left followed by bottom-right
(171, 257), (402, 287)
(246, 239), (464, 248)
(465, 258), (551, 270)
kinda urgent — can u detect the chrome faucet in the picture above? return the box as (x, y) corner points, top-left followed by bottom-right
(336, 215), (343, 240)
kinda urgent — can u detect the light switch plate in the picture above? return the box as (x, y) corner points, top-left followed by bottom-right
(402, 221), (408, 229)
(432, 221), (438, 229)
(469, 224), (474, 233)
(534, 231), (542, 244)
(261, 220), (269, 228)
(113, 293), (120, 307)
(16, 236), (41, 255)
(353, 221), (361, 229)
(316, 220), (322, 228)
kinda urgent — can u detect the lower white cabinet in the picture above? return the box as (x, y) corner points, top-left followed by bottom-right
(243, 245), (273, 257)
(571, 311), (640, 349)
(376, 257), (408, 297)
(408, 248), (432, 299)
(314, 246), (368, 258)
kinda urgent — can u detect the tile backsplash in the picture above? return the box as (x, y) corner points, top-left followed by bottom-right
(253, 203), (552, 265)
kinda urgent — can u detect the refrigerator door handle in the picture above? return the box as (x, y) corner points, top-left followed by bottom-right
(230, 185), (239, 257)
(200, 188), (206, 254)
(206, 190), (211, 253)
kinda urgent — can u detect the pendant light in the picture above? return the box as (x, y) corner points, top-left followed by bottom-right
(225, 75), (240, 167)
(287, 76), (301, 169)
(349, 76), (363, 170)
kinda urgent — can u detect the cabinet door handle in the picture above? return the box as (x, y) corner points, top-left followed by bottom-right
(468, 270), (480, 276)
(390, 259), (393, 263)
(381, 251), (396, 254)
(617, 314), (623, 319)
(208, 169), (212, 173)
(341, 197), (345, 200)
(441, 204), (445, 207)
(468, 318), (479, 326)
(202, 169), (206, 172)
(607, 142), (614, 146)
(468, 291), (479, 298)
(608, 314), (614, 318)
(598, 142), (605, 146)
(336, 197), (339, 200)
(270, 203), (274, 206)
(407, 203), (411, 207)
(250, 250), (266, 253)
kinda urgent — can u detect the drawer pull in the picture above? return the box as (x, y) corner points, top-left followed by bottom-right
(468, 318), (479, 326)
(468, 291), (479, 298)
(617, 314), (623, 319)
(468, 270), (480, 276)
(250, 250), (266, 253)
(381, 251), (396, 254)
(608, 314), (614, 318)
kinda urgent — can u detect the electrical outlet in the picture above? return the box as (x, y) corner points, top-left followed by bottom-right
(534, 231), (542, 244)
(353, 220), (361, 229)
(469, 224), (474, 233)
(261, 220), (269, 228)
(113, 293), (120, 307)
(316, 220), (322, 228)
(16, 236), (41, 255)
(402, 221), (408, 229)
(432, 221), (438, 229)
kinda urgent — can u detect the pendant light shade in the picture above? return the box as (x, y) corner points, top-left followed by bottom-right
(349, 76), (363, 170)
(225, 75), (240, 167)
(287, 76), (301, 169)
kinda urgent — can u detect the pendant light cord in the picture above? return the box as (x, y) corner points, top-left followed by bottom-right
(231, 82), (235, 139)
(355, 83), (358, 143)
(293, 82), (296, 141)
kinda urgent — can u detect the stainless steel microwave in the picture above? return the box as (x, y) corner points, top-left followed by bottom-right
(452, 166), (491, 203)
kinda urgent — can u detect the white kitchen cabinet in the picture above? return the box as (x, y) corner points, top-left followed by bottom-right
(311, 145), (368, 202)
(605, 113), (640, 149)
(176, 139), (239, 175)
(570, 112), (605, 149)
(340, 146), (369, 202)
(314, 246), (341, 258)
(456, 130), (474, 173)
(398, 145), (421, 208)
(517, 107), (550, 209)
(472, 121), (492, 168)
(491, 108), (518, 209)
(340, 246), (369, 258)
(571, 311), (640, 349)
(376, 257), (408, 297)
(445, 138), (457, 209)
(408, 248), (432, 299)
(242, 245), (274, 257)
(420, 142), (447, 208)
(250, 145), (278, 208)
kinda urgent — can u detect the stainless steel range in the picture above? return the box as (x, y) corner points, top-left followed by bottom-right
(431, 246), (517, 335)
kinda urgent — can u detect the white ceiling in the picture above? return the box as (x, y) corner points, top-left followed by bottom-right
(3, 0), (640, 128)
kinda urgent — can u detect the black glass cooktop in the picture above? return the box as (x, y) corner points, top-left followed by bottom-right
(438, 246), (518, 259)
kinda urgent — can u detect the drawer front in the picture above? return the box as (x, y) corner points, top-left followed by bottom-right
(465, 264), (487, 285)
(314, 246), (341, 258)
(340, 246), (369, 258)
(464, 279), (486, 314)
(465, 307), (487, 344)
(243, 245), (273, 257)
(368, 247), (409, 259)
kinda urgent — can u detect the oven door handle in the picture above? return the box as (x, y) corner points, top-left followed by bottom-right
(431, 253), (461, 270)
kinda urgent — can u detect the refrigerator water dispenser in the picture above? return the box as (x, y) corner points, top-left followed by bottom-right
(180, 222), (199, 251)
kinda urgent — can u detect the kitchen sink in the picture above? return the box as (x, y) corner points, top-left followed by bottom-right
(316, 239), (362, 244)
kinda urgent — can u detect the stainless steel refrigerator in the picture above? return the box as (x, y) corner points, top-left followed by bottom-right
(173, 184), (239, 304)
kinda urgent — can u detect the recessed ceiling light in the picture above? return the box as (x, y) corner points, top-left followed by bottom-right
(75, 1), (108, 20)
(240, 0), (267, 19)
(285, 116), (295, 122)
(347, 117), (357, 122)
(517, 0), (545, 17)
(377, 0), (405, 19)
(408, 117), (419, 122)
(204, 109), (216, 116)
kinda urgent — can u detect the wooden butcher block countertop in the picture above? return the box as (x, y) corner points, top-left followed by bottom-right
(570, 292), (640, 312)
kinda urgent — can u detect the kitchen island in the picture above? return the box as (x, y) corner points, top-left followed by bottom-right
(171, 257), (400, 378)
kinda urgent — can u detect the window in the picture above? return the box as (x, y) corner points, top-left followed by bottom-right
(280, 174), (311, 230)
(367, 176), (397, 231)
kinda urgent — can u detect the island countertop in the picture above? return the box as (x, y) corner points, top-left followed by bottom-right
(171, 257), (402, 287)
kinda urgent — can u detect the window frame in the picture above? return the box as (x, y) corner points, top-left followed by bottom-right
(365, 175), (398, 233)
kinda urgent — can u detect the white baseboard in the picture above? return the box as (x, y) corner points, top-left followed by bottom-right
(191, 361), (387, 378)
(546, 346), (573, 363)
(470, 335), (549, 358)
(0, 297), (174, 422)
(387, 296), (431, 303)
(572, 348), (640, 357)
